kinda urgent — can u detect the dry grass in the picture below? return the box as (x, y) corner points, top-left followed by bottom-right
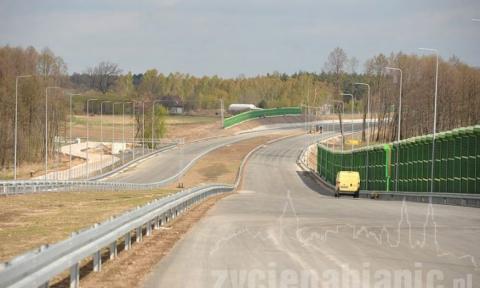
(0, 154), (85, 180)
(0, 189), (172, 262)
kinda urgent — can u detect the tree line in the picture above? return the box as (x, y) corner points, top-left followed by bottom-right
(323, 47), (480, 144)
(1, 44), (479, 172)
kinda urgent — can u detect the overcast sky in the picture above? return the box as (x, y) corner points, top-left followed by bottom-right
(1, 0), (479, 77)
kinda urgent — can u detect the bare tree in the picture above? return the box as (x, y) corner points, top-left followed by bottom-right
(324, 47), (348, 140)
(87, 61), (122, 93)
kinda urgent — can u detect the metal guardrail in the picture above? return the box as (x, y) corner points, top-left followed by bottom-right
(0, 129), (287, 288)
(0, 184), (234, 288)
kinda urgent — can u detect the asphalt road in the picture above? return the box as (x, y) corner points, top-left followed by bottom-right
(104, 121), (361, 185)
(103, 129), (294, 184)
(143, 133), (480, 288)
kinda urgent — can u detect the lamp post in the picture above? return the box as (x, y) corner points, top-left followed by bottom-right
(419, 47), (439, 194)
(14, 75), (32, 180)
(85, 99), (98, 178)
(66, 93), (81, 180)
(112, 102), (122, 168)
(122, 102), (132, 163)
(385, 67), (403, 193)
(142, 102), (145, 155)
(130, 102), (136, 160)
(100, 101), (111, 173)
(45, 86), (62, 181)
(354, 83), (371, 190)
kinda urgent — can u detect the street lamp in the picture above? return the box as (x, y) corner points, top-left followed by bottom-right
(45, 86), (62, 181)
(122, 102), (132, 163)
(100, 101), (111, 173)
(112, 102), (122, 168)
(86, 98), (98, 178)
(419, 47), (439, 194)
(66, 93), (81, 180)
(385, 67), (403, 193)
(354, 82), (371, 191)
(14, 75), (32, 180)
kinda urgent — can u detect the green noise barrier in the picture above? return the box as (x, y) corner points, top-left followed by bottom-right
(223, 107), (302, 128)
(317, 125), (480, 193)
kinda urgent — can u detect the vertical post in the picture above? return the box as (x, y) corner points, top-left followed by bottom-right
(132, 102), (135, 160)
(69, 94), (73, 180)
(354, 83), (371, 190)
(86, 99), (98, 178)
(220, 98), (224, 128)
(124, 231), (131, 251)
(122, 103), (125, 164)
(93, 250), (102, 272)
(45, 87), (61, 181)
(136, 226), (143, 242)
(110, 241), (117, 260)
(385, 67), (403, 193)
(142, 102), (145, 155)
(70, 263), (79, 288)
(419, 47), (439, 195)
(100, 101), (111, 174)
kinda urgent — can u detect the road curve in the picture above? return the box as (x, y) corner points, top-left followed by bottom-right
(143, 133), (480, 288)
(104, 128), (301, 184)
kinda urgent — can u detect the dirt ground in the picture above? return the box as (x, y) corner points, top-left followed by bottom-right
(59, 192), (231, 288)
(0, 189), (172, 262)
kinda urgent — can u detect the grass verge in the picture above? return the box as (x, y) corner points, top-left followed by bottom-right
(0, 189), (172, 262)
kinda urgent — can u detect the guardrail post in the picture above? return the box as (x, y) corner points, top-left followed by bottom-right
(109, 241), (117, 260)
(154, 216), (160, 229)
(146, 221), (152, 236)
(158, 217), (162, 228)
(70, 263), (79, 288)
(124, 232), (131, 251)
(136, 226), (143, 242)
(93, 250), (102, 272)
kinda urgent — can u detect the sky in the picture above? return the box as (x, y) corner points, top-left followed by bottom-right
(0, 0), (479, 77)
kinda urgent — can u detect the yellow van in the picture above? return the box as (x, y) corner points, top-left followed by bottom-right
(335, 171), (360, 198)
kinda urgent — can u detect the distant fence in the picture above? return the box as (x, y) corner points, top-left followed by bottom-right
(223, 107), (302, 128)
(317, 125), (480, 193)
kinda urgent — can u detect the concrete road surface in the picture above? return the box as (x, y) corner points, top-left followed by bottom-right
(104, 128), (298, 184)
(143, 133), (480, 288)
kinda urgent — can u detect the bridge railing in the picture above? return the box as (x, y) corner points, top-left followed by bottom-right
(223, 107), (302, 128)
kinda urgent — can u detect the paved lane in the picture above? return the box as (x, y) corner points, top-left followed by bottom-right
(143, 133), (480, 287)
(104, 129), (300, 184)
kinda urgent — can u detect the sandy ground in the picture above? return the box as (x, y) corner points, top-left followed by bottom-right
(0, 189), (172, 262)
